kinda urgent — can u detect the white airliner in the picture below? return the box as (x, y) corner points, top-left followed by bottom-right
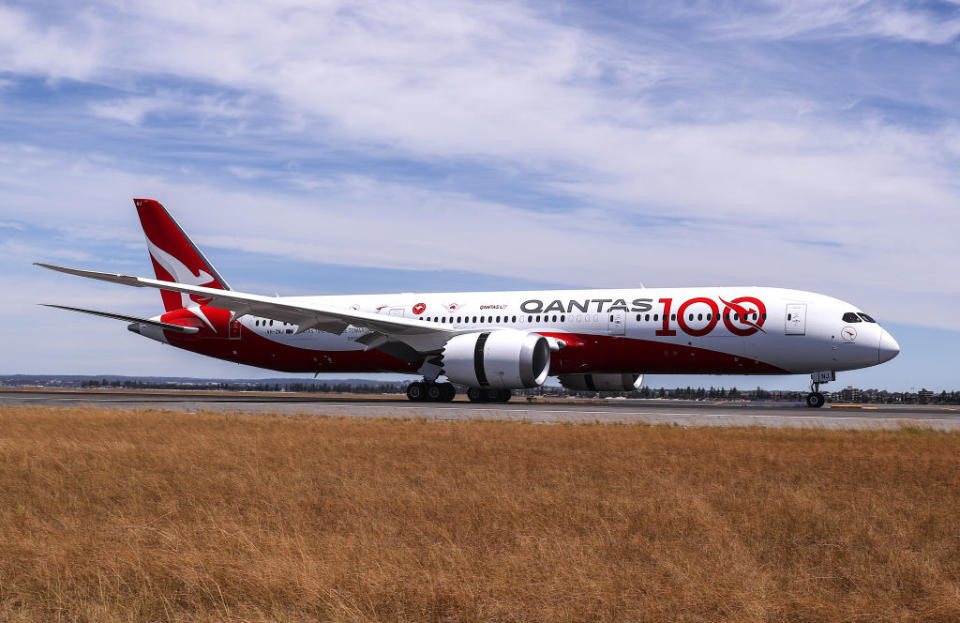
(37, 199), (899, 408)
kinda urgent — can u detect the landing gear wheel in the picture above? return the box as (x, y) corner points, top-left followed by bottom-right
(406, 382), (426, 402)
(483, 388), (502, 402)
(426, 383), (444, 402)
(806, 392), (825, 408)
(496, 389), (512, 403)
(467, 387), (485, 403)
(440, 382), (456, 402)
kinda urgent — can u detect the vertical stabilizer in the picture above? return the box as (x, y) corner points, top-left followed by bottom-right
(134, 198), (230, 312)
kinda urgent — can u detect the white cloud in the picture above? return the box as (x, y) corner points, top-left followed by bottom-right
(0, 0), (957, 356)
(704, 0), (960, 45)
(0, 144), (956, 335)
(0, 239), (95, 263)
(89, 96), (166, 125)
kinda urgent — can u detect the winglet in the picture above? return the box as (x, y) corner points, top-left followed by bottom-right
(34, 262), (144, 286)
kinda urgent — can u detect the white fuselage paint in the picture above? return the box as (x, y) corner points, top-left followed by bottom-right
(221, 286), (898, 374)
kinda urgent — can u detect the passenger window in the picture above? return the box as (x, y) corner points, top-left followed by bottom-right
(697, 313), (703, 321)
(536, 315), (541, 322)
(560, 315), (565, 322)
(552, 315), (557, 322)
(636, 314), (641, 321)
(497, 316), (501, 323)
(528, 315), (533, 322)
(787, 313), (792, 321)
(858, 313), (876, 323)
(513, 316), (517, 322)
(842, 312), (862, 323)
(671, 314), (676, 321)
(654, 314), (658, 321)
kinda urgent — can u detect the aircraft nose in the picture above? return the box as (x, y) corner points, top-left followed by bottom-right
(878, 329), (900, 364)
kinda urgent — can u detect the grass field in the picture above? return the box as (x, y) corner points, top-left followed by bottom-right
(1, 407), (958, 622)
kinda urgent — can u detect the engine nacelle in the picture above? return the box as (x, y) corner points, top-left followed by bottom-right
(558, 373), (643, 392)
(442, 330), (551, 389)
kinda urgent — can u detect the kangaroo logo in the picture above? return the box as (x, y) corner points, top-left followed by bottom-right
(146, 237), (218, 332)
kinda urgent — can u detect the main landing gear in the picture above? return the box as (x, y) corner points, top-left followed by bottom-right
(806, 371), (836, 408)
(466, 387), (512, 403)
(406, 381), (456, 402)
(405, 382), (512, 403)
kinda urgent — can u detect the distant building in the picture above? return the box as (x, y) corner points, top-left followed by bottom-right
(840, 386), (862, 403)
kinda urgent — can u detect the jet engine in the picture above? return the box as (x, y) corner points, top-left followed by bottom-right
(558, 373), (643, 392)
(442, 330), (551, 389)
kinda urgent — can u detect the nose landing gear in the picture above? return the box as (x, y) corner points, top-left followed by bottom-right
(806, 371), (835, 408)
(805, 391), (825, 409)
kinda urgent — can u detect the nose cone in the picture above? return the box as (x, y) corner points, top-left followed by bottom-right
(878, 329), (900, 364)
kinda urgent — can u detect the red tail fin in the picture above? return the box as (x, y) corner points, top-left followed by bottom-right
(135, 199), (230, 312)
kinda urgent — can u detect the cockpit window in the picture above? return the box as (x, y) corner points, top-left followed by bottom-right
(842, 312), (861, 323)
(858, 313), (876, 323)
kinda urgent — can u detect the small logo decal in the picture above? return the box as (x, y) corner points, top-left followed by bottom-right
(841, 326), (857, 342)
(412, 302), (426, 315)
(446, 302), (461, 311)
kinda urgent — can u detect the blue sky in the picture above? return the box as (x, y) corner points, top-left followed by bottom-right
(0, 0), (958, 391)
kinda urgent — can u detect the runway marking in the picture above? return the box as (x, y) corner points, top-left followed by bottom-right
(4, 394), (959, 429)
(241, 402), (958, 424)
(3, 397), (954, 421)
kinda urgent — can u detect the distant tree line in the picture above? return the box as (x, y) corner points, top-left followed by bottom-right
(77, 379), (406, 394)
(65, 378), (960, 404)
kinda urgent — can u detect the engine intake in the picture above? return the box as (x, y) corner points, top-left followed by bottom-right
(558, 373), (643, 392)
(442, 330), (550, 389)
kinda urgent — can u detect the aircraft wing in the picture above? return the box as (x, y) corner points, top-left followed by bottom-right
(35, 263), (452, 339)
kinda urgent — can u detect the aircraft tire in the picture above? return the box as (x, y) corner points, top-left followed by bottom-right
(406, 382), (426, 402)
(467, 387), (485, 403)
(806, 392), (825, 408)
(440, 382), (456, 402)
(482, 388), (512, 403)
(425, 383), (444, 401)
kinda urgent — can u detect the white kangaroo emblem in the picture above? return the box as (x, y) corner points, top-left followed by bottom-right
(147, 237), (218, 333)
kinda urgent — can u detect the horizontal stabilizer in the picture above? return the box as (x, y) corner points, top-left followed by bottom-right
(40, 304), (200, 334)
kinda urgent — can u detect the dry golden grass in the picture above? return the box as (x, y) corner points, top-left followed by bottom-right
(1, 407), (959, 622)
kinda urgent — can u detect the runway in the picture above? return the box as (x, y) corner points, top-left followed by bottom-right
(2, 389), (959, 430)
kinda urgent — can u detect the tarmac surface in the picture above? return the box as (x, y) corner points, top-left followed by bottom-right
(2, 389), (959, 430)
